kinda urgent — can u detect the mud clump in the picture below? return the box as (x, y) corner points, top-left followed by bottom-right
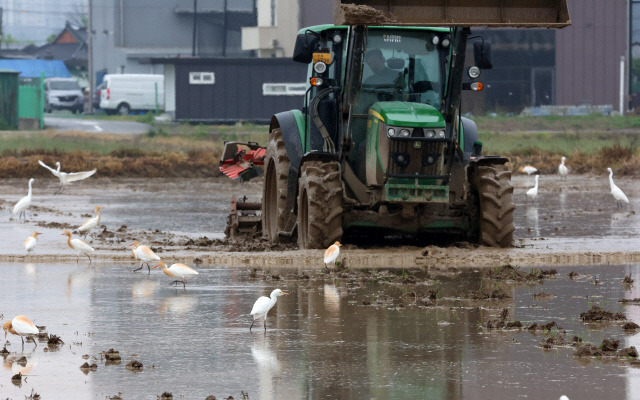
(619, 298), (640, 304)
(80, 362), (98, 373)
(623, 321), (640, 331)
(339, 3), (399, 25)
(580, 305), (626, 322)
(527, 321), (565, 333)
(11, 372), (22, 386)
(48, 334), (64, 346)
(469, 288), (511, 300)
(574, 338), (638, 360)
(540, 335), (567, 349)
(126, 359), (144, 372)
(0, 345), (9, 355)
(485, 308), (522, 329)
(532, 292), (556, 301)
(159, 392), (173, 400)
(103, 348), (122, 365)
(487, 265), (557, 283)
(35, 221), (74, 229)
(182, 237), (215, 247)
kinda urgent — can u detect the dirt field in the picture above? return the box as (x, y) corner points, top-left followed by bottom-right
(1, 173), (638, 269)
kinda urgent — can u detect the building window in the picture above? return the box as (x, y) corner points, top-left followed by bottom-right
(189, 72), (215, 85)
(262, 83), (306, 96)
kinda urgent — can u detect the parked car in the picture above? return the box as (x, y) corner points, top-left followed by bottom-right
(44, 77), (84, 114)
(100, 74), (164, 115)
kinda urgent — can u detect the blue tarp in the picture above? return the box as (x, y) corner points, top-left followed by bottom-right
(0, 60), (71, 78)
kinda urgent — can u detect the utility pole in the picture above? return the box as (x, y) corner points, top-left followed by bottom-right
(0, 7), (3, 56)
(87, 0), (93, 113)
(222, 0), (228, 56)
(192, 0), (197, 56)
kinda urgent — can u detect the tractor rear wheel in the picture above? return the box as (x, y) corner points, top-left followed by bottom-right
(262, 128), (293, 242)
(298, 161), (343, 249)
(474, 164), (515, 247)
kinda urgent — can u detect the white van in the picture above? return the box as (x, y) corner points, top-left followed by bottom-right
(99, 74), (164, 115)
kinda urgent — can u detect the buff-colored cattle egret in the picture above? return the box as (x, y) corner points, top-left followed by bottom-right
(526, 175), (539, 203)
(129, 241), (161, 274)
(607, 167), (629, 209)
(250, 288), (289, 331)
(324, 241), (342, 269)
(77, 205), (105, 239)
(152, 262), (199, 289)
(12, 178), (34, 221)
(558, 157), (569, 179)
(38, 160), (97, 194)
(519, 165), (537, 175)
(24, 231), (42, 255)
(2, 315), (39, 348)
(61, 229), (94, 264)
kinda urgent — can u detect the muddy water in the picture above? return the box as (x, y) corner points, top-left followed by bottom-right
(1, 262), (640, 399)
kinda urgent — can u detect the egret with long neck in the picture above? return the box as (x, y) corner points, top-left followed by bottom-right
(607, 167), (629, 209)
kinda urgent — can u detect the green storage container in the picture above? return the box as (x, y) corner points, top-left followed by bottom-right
(0, 70), (19, 129)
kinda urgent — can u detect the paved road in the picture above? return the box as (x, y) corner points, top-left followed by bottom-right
(44, 116), (151, 134)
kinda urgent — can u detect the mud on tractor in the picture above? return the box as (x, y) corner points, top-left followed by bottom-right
(221, 0), (570, 249)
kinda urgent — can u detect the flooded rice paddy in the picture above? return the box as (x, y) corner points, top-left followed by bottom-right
(1, 262), (640, 399)
(2, 174), (640, 398)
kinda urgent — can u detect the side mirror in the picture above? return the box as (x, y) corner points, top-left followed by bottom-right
(293, 33), (319, 64)
(473, 41), (492, 70)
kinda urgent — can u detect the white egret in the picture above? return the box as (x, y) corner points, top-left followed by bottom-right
(12, 178), (34, 221)
(519, 165), (537, 175)
(38, 160), (97, 194)
(558, 157), (568, 179)
(526, 175), (539, 203)
(607, 167), (629, 209)
(61, 229), (95, 264)
(152, 262), (199, 289)
(3, 315), (39, 348)
(250, 289), (289, 331)
(77, 205), (105, 239)
(24, 231), (42, 255)
(129, 241), (161, 274)
(324, 241), (342, 270)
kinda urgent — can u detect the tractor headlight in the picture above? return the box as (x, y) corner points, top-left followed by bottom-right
(387, 128), (396, 137)
(441, 36), (450, 47)
(468, 66), (480, 79)
(400, 128), (411, 137)
(314, 61), (327, 74)
(425, 129), (435, 138)
(437, 129), (446, 138)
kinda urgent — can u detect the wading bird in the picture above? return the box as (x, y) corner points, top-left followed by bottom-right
(129, 241), (161, 273)
(250, 289), (289, 332)
(607, 167), (629, 209)
(3, 315), (39, 348)
(61, 229), (95, 264)
(152, 262), (199, 289)
(38, 160), (97, 194)
(24, 231), (42, 255)
(526, 175), (539, 204)
(519, 165), (537, 175)
(324, 241), (342, 270)
(558, 157), (569, 180)
(12, 178), (34, 221)
(77, 205), (105, 239)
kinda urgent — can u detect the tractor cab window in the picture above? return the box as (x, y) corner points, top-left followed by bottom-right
(356, 30), (444, 113)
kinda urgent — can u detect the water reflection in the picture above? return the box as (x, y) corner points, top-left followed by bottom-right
(0, 263), (639, 399)
(526, 205), (540, 236)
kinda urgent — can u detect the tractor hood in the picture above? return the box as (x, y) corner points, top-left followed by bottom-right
(370, 102), (445, 128)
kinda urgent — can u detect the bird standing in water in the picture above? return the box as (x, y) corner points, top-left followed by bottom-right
(526, 175), (539, 204)
(607, 167), (629, 209)
(558, 157), (569, 180)
(38, 160), (97, 194)
(250, 289), (289, 331)
(77, 205), (105, 239)
(324, 241), (342, 270)
(24, 231), (42, 255)
(129, 241), (161, 273)
(12, 178), (35, 221)
(61, 229), (95, 264)
(3, 315), (39, 348)
(153, 262), (199, 289)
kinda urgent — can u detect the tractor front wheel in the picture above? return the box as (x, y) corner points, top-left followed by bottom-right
(474, 164), (515, 247)
(298, 161), (343, 249)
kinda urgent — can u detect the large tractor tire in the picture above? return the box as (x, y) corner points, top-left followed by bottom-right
(262, 128), (294, 242)
(474, 164), (515, 247)
(298, 161), (343, 249)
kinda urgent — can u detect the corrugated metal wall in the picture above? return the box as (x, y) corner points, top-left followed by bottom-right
(173, 58), (307, 122)
(555, 0), (627, 108)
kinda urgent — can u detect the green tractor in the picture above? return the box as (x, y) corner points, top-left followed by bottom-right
(257, 0), (570, 249)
